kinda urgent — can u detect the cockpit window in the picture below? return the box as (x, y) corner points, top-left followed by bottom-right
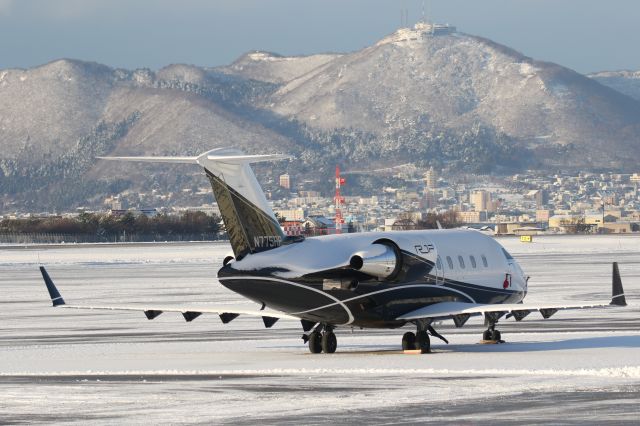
(436, 256), (443, 270)
(502, 248), (514, 260)
(458, 255), (465, 269)
(481, 254), (488, 267)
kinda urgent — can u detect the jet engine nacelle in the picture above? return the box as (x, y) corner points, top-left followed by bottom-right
(349, 242), (400, 280)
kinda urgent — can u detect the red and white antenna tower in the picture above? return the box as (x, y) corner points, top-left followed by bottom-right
(334, 165), (345, 234)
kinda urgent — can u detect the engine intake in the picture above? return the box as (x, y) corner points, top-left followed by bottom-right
(349, 243), (400, 280)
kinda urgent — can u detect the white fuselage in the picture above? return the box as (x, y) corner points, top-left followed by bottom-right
(228, 228), (528, 304)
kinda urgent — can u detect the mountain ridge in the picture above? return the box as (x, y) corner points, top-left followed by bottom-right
(589, 69), (640, 101)
(1, 25), (639, 211)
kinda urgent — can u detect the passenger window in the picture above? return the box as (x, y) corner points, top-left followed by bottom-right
(458, 255), (465, 269)
(446, 256), (454, 270)
(436, 256), (443, 270)
(481, 255), (488, 267)
(470, 255), (477, 268)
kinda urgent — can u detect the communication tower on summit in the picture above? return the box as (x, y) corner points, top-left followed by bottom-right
(334, 166), (345, 234)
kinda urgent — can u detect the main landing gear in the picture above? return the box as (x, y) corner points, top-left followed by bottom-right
(402, 324), (449, 353)
(482, 323), (503, 343)
(402, 330), (430, 353)
(307, 325), (337, 354)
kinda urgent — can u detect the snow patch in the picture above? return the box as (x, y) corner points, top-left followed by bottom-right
(4, 366), (639, 378)
(519, 62), (538, 76)
(247, 52), (288, 62)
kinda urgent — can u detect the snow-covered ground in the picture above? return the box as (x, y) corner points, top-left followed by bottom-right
(1, 235), (639, 424)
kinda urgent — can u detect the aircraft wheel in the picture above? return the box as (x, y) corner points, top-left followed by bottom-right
(482, 330), (492, 341)
(415, 330), (431, 353)
(402, 332), (416, 350)
(321, 331), (337, 354)
(308, 331), (322, 353)
(491, 329), (502, 341)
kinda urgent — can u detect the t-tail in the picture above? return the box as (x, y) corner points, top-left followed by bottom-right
(98, 148), (289, 260)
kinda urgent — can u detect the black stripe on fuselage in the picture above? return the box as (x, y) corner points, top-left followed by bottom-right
(218, 274), (523, 328)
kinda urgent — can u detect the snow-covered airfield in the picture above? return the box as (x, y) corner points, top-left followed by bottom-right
(1, 235), (638, 424)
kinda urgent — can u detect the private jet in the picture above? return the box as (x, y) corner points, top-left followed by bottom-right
(41, 149), (628, 354)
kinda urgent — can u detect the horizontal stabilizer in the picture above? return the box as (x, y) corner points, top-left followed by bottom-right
(97, 152), (291, 165)
(97, 156), (199, 164)
(206, 154), (291, 163)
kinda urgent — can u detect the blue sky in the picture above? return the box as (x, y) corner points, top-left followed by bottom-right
(0, 0), (638, 73)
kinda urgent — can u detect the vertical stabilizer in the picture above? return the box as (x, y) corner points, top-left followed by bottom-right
(197, 148), (288, 260)
(98, 148), (290, 260)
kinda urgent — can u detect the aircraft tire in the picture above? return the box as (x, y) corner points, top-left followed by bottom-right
(308, 331), (322, 353)
(321, 331), (337, 354)
(482, 330), (492, 341)
(491, 330), (501, 341)
(402, 332), (416, 350)
(415, 330), (430, 353)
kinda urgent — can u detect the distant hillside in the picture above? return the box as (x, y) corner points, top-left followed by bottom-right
(0, 60), (294, 211)
(260, 26), (640, 170)
(1, 24), (640, 212)
(589, 70), (640, 101)
(217, 51), (342, 84)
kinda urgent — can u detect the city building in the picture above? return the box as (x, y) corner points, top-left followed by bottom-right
(274, 208), (306, 221)
(458, 211), (487, 223)
(281, 220), (304, 236)
(535, 209), (553, 224)
(279, 173), (291, 190)
(470, 190), (491, 211)
(302, 215), (335, 236)
(424, 167), (437, 189)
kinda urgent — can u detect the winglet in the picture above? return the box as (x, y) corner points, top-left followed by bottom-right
(39, 266), (66, 307)
(610, 262), (626, 307)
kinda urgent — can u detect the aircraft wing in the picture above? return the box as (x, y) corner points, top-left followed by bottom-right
(39, 266), (296, 328)
(397, 262), (627, 326)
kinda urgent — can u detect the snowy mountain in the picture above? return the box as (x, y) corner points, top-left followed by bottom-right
(263, 25), (640, 170)
(589, 70), (640, 101)
(0, 59), (289, 163)
(218, 51), (342, 84)
(2, 25), (640, 211)
(0, 59), (293, 210)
